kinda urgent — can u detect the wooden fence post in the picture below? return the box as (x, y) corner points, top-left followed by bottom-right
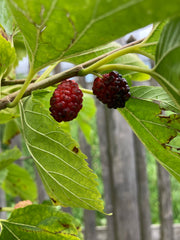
(111, 110), (141, 240)
(97, 104), (141, 240)
(96, 103), (116, 240)
(133, 134), (152, 240)
(157, 162), (174, 240)
(79, 131), (97, 240)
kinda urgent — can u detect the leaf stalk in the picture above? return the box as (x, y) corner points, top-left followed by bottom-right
(96, 64), (153, 75)
(7, 68), (35, 108)
(79, 44), (141, 75)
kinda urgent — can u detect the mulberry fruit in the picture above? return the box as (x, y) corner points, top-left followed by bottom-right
(49, 80), (83, 122)
(92, 71), (131, 108)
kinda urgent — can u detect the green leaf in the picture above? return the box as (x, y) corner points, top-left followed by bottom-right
(2, 119), (20, 144)
(119, 98), (180, 182)
(153, 17), (180, 109)
(0, 205), (83, 240)
(0, 147), (21, 171)
(0, 0), (13, 34)
(0, 169), (8, 185)
(2, 163), (37, 201)
(0, 106), (19, 124)
(76, 94), (96, 145)
(19, 97), (105, 212)
(131, 86), (179, 113)
(168, 134), (180, 153)
(66, 42), (121, 64)
(7, 0), (180, 72)
(0, 28), (16, 77)
(13, 32), (27, 63)
(138, 22), (166, 59)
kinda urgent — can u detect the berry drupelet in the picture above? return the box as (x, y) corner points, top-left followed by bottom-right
(92, 71), (131, 108)
(49, 80), (83, 122)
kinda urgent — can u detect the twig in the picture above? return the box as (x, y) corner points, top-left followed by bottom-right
(1, 78), (37, 86)
(0, 207), (14, 212)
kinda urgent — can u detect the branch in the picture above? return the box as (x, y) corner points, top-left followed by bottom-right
(1, 78), (37, 86)
(0, 38), (144, 110)
(0, 65), (82, 110)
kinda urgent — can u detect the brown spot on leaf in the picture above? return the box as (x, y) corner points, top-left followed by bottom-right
(161, 134), (177, 149)
(72, 146), (79, 154)
(168, 135), (176, 143)
(62, 223), (70, 228)
(50, 198), (57, 204)
(0, 29), (8, 41)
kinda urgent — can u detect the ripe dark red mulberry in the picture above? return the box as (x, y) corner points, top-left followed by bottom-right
(49, 80), (83, 122)
(92, 71), (131, 108)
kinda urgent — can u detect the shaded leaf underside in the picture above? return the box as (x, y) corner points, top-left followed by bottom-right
(19, 97), (104, 213)
(7, 0), (180, 71)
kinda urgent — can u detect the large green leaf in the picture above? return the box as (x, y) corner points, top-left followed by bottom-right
(2, 163), (37, 201)
(153, 17), (180, 109)
(0, 146), (21, 171)
(19, 96), (104, 212)
(119, 98), (180, 181)
(0, 205), (83, 240)
(66, 42), (121, 65)
(7, 0), (180, 72)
